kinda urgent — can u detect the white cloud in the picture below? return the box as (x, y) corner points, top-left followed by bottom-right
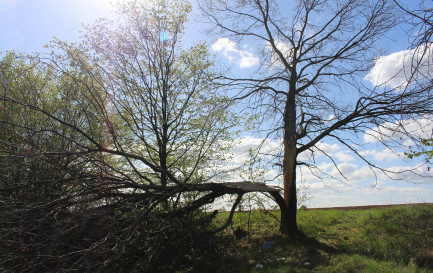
(366, 44), (433, 88)
(217, 137), (282, 182)
(214, 137), (433, 209)
(334, 162), (357, 174)
(298, 161), (376, 186)
(314, 142), (341, 153)
(229, 136), (281, 159)
(374, 184), (428, 194)
(308, 182), (433, 208)
(359, 149), (377, 157)
(265, 39), (293, 66)
(335, 151), (355, 162)
(329, 163), (377, 183)
(309, 142), (357, 162)
(299, 142), (357, 163)
(306, 181), (353, 193)
(358, 148), (404, 162)
(403, 139), (416, 147)
(380, 164), (433, 184)
(297, 149), (314, 161)
(373, 148), (402, 162)
(211, 38), (259, 68)
(364, 117), (433, 144)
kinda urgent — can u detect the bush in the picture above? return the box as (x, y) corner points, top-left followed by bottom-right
(0, 191), (219, 272)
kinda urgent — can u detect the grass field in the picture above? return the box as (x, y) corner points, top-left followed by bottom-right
(188, 203), (433, 272)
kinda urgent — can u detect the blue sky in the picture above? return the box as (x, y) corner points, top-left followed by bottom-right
(0, 0), (114, 52)
(1, 0), (432, 208)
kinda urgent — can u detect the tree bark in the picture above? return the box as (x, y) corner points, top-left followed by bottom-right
(160, 81), (169, 188)
(281, 133), (298, 235)
(281, 84), (298, 236)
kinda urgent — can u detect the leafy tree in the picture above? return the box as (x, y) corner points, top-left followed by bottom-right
(0, 50), (124, 272)
(200, 0), (433, 235)
(0, 51), (97, 196)
(76, 0), (237, 189)
(0, 0), (255, 271)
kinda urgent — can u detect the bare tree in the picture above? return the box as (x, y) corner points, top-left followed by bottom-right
(200, 0), (433, 235)
(395, 0), (433, 48)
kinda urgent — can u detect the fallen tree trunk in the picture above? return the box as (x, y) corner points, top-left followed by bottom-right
(176, 181), (286, 233)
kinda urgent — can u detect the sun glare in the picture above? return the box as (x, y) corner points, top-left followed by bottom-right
(0, 0), (16, 11)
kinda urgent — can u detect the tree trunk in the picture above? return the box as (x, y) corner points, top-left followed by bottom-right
(280, 136), (298, 235)
(280, 86), (298, 236)
(161, 82), (168, 188)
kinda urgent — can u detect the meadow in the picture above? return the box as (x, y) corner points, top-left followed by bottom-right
(188, 203), (433, 272)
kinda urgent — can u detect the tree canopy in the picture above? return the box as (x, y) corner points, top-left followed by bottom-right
(0, 0), (259, 271)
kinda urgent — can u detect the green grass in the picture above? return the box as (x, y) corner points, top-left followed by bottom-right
(186, 204), (433, 272)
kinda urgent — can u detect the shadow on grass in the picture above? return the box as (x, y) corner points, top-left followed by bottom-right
(188, 205), (433, 272)
(190, 230), (340, 273)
